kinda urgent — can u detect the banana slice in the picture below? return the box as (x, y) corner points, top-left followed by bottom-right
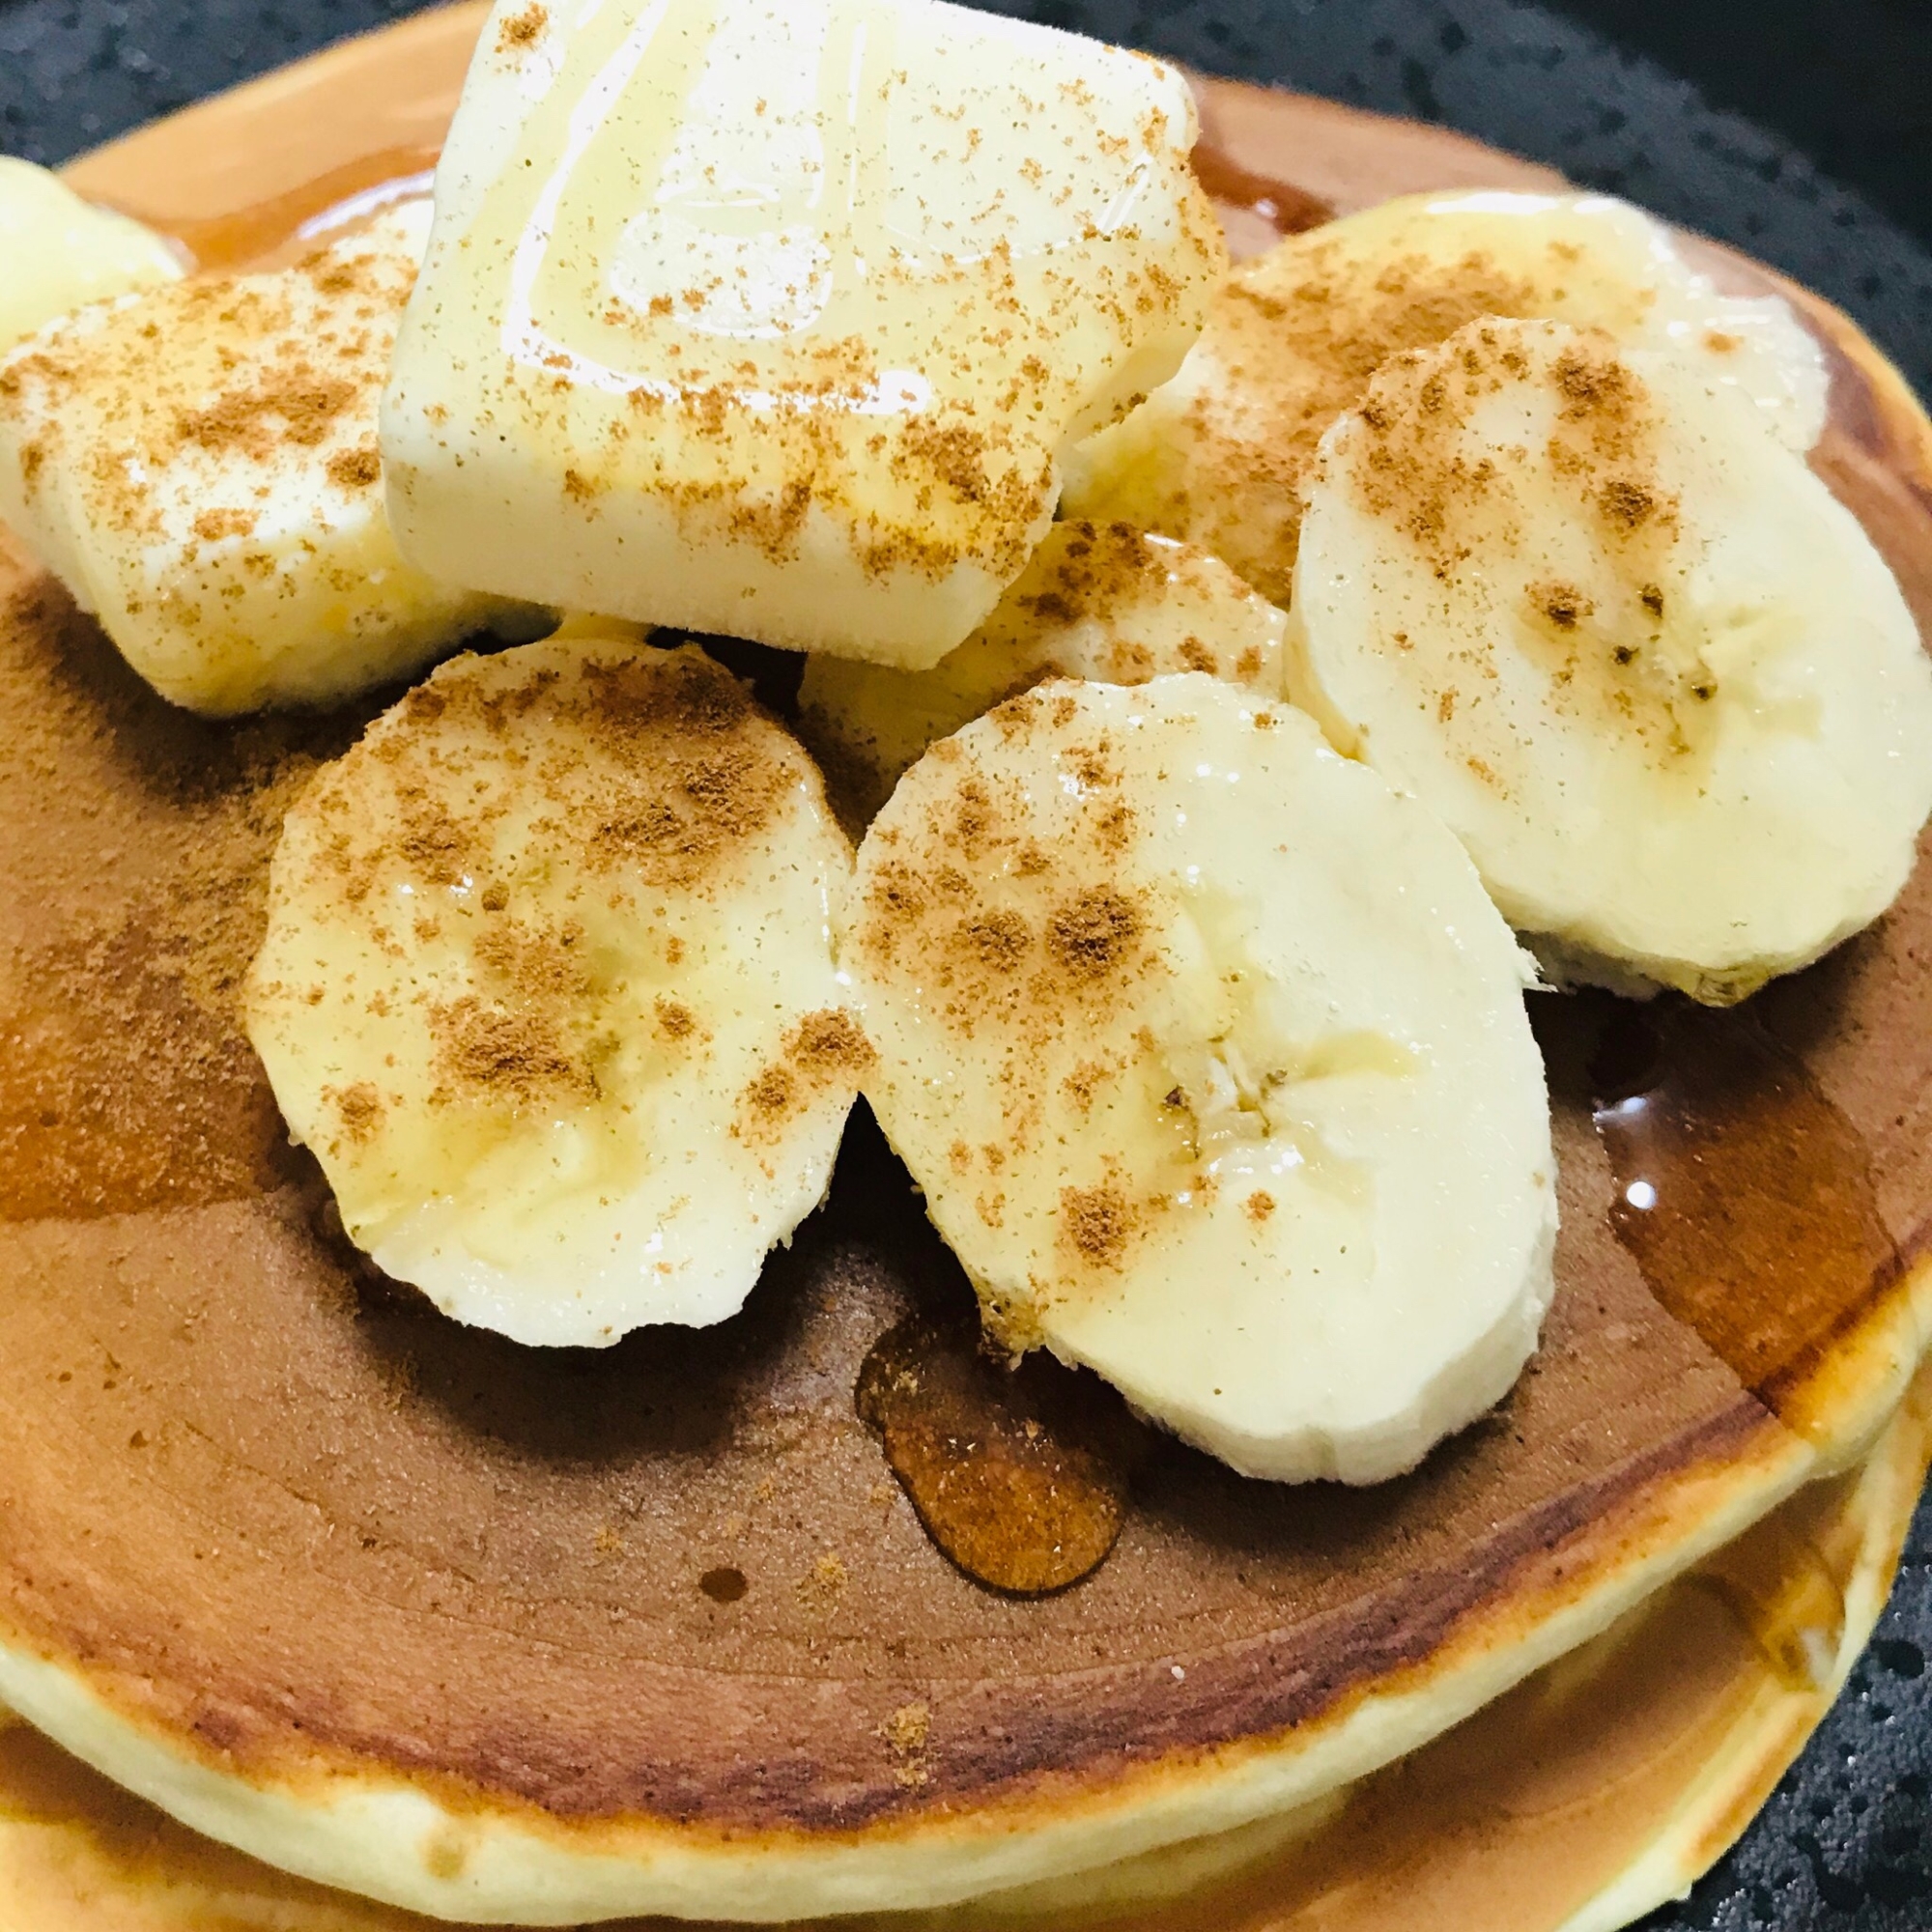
(1063, 190), (1829, 606)
(245, 635), (868, 1348)
(798, 521), (1286, 823)
(0, 157), (183, 351)
(845, 674), (1555, 1485)
(1287, 317), (1932, 1005)
(0, 213), (530, 715)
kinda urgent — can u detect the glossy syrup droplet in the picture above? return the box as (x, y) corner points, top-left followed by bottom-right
(1589, 1001), (1897, 1405)
(856, 1308), (1143, 1597)
(1190, 145), (1335, 248)
(124, 145), (440, 274)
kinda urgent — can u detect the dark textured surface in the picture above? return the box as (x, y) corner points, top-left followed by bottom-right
(0, 0), (1927, 1923)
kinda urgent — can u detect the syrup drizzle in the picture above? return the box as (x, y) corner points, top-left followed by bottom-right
(114, 145), (440, 274)
(1589, 1000), (1898, 1404)
(1191, 145), (1334, 244)
(856, 1306), (1145, 1596)
(116, 135), (1330, 284)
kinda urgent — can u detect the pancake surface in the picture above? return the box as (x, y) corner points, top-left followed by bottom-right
(0, 1354), (1924, 1932)
(0, 11), (1928, 1922)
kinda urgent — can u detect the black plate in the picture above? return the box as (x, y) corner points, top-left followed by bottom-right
(1, 0), (1927, 1923)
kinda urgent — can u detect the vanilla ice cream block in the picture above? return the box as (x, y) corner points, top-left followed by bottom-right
(381, 0), (1226, 670)
(0, 211), (537, 716)
(0, 157), (183, 352)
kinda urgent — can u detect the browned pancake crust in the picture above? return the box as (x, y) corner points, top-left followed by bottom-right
(0, 64), (1926, 1842)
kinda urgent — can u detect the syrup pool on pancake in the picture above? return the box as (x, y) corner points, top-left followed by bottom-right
(1063, 189), (1829, 607)
(245, 635), (868, 1347)
(0, 202), (538, 715)
(379, 0), (1227, 668)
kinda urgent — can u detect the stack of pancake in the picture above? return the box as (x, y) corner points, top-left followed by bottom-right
(0, 8), (1926, 1927)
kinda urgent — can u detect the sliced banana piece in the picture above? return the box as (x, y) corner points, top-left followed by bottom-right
(846, 674), (1555, 1485)
(0, 157), (183, 351)
(1062, 189), (1829, 606)
(1288, 317), (1932, 1005)
(798, 521), (1286, 823)
(0, 213), (530, 715)
(245, 636), (868, 1348)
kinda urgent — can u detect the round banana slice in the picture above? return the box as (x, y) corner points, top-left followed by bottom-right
(1288, 316), (1932, 1005)
(245, 635), (867, 1347)
(798, 521), (1286, 824)
(1062, 189), (1828, 606)
(846, 674), (1556, 1485)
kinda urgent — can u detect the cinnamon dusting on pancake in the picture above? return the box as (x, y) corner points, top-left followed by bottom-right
(0, 924), (293, 1219)
(0, 569), (356, 1219)
(879, 1703), (931, 1787)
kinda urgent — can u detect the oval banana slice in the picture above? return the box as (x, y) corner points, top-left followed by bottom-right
(846, 674), (1556, 1485)
(798, 520), (1286, 824)
(1289, 316), (1932, 1005)
(1062, 189), (1828, 606)
(246, 636), (868, 1347)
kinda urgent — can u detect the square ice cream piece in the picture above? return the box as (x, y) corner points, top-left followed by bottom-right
(381, 0), (1225, 669)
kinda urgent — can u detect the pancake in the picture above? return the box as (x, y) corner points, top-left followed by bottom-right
(0, 1345), (1925, 1932)
(0, 6), (1927, 1922)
